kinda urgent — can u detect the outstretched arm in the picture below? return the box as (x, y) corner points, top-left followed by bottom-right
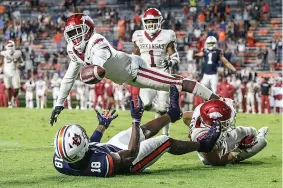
(133, 42), (141, 56)
(111, 96), (144, 167)
(220, 55), (236, 72)
(90, 109), (118, 142)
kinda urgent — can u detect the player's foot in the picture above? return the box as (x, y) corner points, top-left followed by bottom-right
(257, 126), (268, 138)
(167, 85), (182, 123)
(198, 120), (222, 153)
(8, 102), (13, 108)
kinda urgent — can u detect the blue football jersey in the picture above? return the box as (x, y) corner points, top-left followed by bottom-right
(53, 142), (121, 177)
(202, 48), (221, 75)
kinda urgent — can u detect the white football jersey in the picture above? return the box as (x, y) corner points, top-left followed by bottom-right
(36, 80), (46, 92)
(24, 80), (35, 92)
(51, 78), (62, 88)
(132, 30), (176, 71)
(0, 50), (22, 75)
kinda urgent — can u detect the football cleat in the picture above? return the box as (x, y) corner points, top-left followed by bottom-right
(167, 85), (182, 123)
(198, 120), (222, 153)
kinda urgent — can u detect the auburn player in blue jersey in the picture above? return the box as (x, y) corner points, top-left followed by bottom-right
(53, 85), (222, 177)
(194, 36), (236, 93)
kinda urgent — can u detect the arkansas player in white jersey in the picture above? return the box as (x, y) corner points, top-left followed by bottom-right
(132, 8), (180, 136)
(24, 77), (35, 108)
(51, 73), (62, 108)
(49, 13), (219, 126)
(183, 98), (268, 165)
(246, 80), (255, 114)
(35, 75), (47, 109)
(0, 40), (24, 107)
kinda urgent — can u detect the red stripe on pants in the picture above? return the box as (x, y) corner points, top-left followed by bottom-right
(137, 72), (182, 86)
(139, 67), (180, 80)
(131, 140), (171, 173)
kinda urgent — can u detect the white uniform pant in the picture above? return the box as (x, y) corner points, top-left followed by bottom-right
(246, 92), (255, 113)
(76, 90), (86, 109)
(107, 127), (170, 173)
(25, 91), (33, 108)
(200, 74), (218, 93)
(114, 91), (125, 111)
(4, 73), (20, 89)
(36, 92), (45, 109)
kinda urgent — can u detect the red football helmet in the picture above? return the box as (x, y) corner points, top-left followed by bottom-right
(200, 99), (232, 130)
(5, 40), (15, 52)
(142, 8), (163, 35)
(64, 13), (95, 52)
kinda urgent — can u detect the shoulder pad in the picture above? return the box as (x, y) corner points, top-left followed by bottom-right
(132, 30), (143, 42)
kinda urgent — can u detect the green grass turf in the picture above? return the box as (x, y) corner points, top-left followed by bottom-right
(0, 108), (281, 188)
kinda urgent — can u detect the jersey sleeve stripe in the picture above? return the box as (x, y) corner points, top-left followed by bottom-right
(106, 154), (114, 177)
(131, 139), (171, 173)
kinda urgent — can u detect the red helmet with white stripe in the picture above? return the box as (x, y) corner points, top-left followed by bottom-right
(54, 124), (89, 163)
(200, 99), (232, 130)
(142, 8), (163, 35)
(64, 13), (95, 52)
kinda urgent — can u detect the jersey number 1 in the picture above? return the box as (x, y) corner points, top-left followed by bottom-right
(149, 50), (156, 67)
(208, 53), (213, 64)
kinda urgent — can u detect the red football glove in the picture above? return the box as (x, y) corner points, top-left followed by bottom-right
(239, 135), (258, 150)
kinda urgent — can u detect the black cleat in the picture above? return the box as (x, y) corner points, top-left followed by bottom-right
(167, 85), (182, 123)
(198, 120), (222, 153)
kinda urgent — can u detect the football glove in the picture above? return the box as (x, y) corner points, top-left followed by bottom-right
(161, 58), (173, 70)
(130, 96), (144, 123)
(95, 109), (118, 129)
(49, 106), (64, 126)
(239, 135), (258, 150)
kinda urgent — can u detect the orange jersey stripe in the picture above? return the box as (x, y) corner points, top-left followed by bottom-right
(106, 154), (114, 177)
(57, 126), (67, 158)
(131, 140), (171, 172)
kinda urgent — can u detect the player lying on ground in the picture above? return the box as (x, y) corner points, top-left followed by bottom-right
(49, 13), (219, 126)
(183, 98), (268, 165)
(53, 85), (222, 177)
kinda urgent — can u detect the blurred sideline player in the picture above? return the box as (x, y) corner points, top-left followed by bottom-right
(272, 78), (283, 114)
(0, 77), (7, 107)
(194, 36), (236, 93)
(105, 80), (114, 109)
(49, 13), (220, 126)
(0, 40), (24, 108)
(51, 73), (62, 109)
(132, 8), (180, 136)
(53, 85), (222, 177)
(86, 83), (94, 109)
(93, 80), (105, 110)
(24, 76), (35, 108)
(246, 79), (255, 114)
(75, 79), (87, 110)
(183, 98), (268, 166)
(113, 83), (125, 111)
(35, 74), (46, 109)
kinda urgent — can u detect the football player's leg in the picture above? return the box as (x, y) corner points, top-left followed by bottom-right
(11, 75), (20, 105)
(30, 93), (34, 108)
(200, 74), (210, 89)
(4, 75), (12, 107)
(52, 91), (57, 109)
(235, 127), (268, 162)
(210, 74), (218, 94)
(36, 94), (39, 108)
(25, 93), (29, 108)
(156, 91), (171, 136)
(131, 67), (218, 100)
(251, 94), (255, 114)
(139, 88), (157, 111)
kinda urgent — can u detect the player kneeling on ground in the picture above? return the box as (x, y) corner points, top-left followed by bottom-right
(183, 98), (268, 165)
(53, 85), (222, 177)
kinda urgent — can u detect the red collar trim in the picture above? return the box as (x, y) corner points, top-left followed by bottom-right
(144, 30), (161, 42)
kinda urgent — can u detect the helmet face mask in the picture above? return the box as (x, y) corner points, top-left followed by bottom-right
(205, 36), (217, 50)
(142, 8), (163, 36)
(64, 14), (95, 53)
(54, 124), (89, 163)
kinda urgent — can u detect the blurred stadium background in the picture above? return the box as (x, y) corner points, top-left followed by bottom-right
(0, 0), (282, 114)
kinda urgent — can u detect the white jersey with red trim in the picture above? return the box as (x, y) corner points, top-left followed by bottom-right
(272, 85), (283, 107)
(132, 30), (176, 72)
(35, 80), (46, 96)
(0, 50), (22, 76)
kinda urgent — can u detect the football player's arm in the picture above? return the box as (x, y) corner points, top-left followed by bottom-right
(194, 51), (204, 59)
(56, 61), (82, 106)
(220, 55), (236, 72)
(133, 42), (141, 56)
(183, 111), (194, 126)
(90, 47), (111, 68)
(202, 151), (235, 165)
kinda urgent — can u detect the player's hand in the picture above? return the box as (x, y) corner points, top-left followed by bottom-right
(239, 135), (258, 150)
(50, 106), (64, 126)
(95, 109), (118, 129)
(130, 96), (144, 123)
(161, 59), (173, 70)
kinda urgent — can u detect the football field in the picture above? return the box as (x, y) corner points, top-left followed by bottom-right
(0, 108), (282, 188)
